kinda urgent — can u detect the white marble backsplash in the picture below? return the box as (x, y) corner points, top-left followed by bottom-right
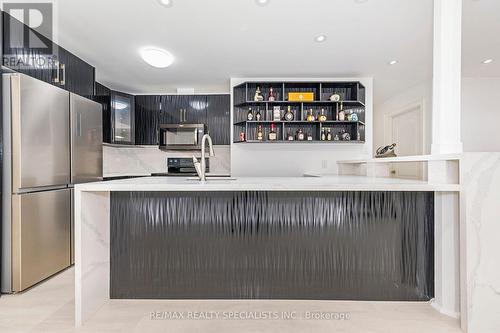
(103, 144), (231, 177)
(460, 153), (500, 333)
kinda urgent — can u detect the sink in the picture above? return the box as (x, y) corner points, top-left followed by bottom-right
(185, 177), (237, 181)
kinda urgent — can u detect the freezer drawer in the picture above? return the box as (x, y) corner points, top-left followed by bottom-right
(11, 189), (71, 292)
(70, 93), (103, 184)
(6, 73), (71, 191)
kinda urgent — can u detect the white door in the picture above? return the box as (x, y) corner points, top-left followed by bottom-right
(385, 104), (423, 179)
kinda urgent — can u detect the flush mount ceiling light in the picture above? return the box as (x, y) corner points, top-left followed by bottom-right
(354, 0), (369, 3)
(157, 0), (173, 7)
(482, 58), (494, 64)
(388, 60), (399, 65)
(314, 34), (327, 43)
(255, 0), (270, 6)
(140, 47), (174, 68)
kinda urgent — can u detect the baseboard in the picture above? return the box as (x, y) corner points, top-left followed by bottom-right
(430, 299), (460, 319)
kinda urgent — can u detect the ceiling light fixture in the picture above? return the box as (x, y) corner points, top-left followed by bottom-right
(388, 60), (398, 65)
(157, 0), (173, 7)
(482, 58), (494, 64)
(314, 34), (327, 43)
(140, 47), (174, 68)
(255, 0), (270, 6)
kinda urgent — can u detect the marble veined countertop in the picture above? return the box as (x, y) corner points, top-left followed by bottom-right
(75, 175), (460, 192)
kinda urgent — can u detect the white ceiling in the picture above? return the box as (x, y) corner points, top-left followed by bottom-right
(54, 0), (498, 104)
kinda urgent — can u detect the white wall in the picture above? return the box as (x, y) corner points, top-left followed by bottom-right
(461, 78), (500, 152)
(373, 81), (433, 156)
(230, 77), (373, 177)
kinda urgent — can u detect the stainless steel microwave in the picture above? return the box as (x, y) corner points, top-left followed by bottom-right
(159, 124), (206, 150)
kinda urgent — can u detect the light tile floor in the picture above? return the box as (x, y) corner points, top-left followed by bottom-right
(0, 268), (463, 333)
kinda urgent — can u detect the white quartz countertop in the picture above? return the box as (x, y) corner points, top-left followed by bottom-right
(75, 175), (460, 192)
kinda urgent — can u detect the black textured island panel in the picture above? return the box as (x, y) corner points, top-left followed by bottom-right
(110, 191), (434, 300)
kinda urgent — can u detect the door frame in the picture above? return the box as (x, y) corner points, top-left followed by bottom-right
(383, 100), (425, 179)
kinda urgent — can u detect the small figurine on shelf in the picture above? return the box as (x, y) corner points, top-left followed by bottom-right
(334, 133), (340, 141)
(268, 87), (276, 102)
(329, 93), (341, 102)
(254, 86), (264, 102)
(306, 109), (316, 122)
(318, 108), (327, 122)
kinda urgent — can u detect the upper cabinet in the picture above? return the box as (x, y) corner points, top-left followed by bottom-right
(160, 95), (207, 125)
(111, 91), (135, 145)
(2, 12), (95, 98)
(135, 95), (161, 145)
(206, 95), (230, 145)
(94, 82), (112, 143)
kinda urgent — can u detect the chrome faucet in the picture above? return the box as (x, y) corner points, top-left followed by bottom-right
(192, 134), (215, 181)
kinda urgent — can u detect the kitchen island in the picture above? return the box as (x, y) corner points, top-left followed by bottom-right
(74, 175), (458, 326)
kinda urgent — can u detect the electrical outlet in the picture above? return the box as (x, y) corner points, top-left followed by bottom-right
(321, 160), (328, 169)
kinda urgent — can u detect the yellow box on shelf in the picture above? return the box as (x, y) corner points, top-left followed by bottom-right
(288, 92), (314, 102)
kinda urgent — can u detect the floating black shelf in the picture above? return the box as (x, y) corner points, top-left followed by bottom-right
(233, 80), (367, 144)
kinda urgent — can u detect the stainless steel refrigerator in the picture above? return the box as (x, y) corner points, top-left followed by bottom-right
(1, 73), (102, 293)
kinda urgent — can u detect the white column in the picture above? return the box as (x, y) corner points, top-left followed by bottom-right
(431, 0), (463, 154)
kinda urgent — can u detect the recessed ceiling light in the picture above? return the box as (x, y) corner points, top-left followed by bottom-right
(140, 47), (174, 68)
(354, 0), (369, 3)
(255, 0), (270, 6)
(157, 0), (173, 7)
(315, 34), (327, 43)
(388, 60), (398, 65)
(482, 59), (494, 64)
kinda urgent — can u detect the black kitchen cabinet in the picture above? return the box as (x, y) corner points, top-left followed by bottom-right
(94, 82), (112, 143)
(161, 95), (207, 125)
(57, 46), (95, 98)
(111, 91), (135, 145)
(206, 95), (230, 145)
(135, 95), (161, 145)
(2, 12), (94, 98)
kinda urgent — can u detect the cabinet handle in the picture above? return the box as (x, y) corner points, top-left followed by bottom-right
(184, 109), (187, 122)
(53, 60), (60, 83)
(179, 109), (182, 122)
(60, 63), (66, 85)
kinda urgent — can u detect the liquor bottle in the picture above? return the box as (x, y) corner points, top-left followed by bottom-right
(254, 86), (264, 101)
(334, 133), (340, 141)
(296, 128), (305, 141)
(257, 125), (264, 141)
(306, 108), (316, 122)
(318, 108), (327, 122)
(327, 128), (332, 141)
(255, 108), (262, 121)
(321, 128), (326, 141)
(268, 87), (276, 101)
(287, 130), (294, 141)
(268, 123), (277, 141)
(338, 102), (346, 121)
(307, 133), (313, 141)
(247, 107), (254, 121)
(284, 106), (294, 121)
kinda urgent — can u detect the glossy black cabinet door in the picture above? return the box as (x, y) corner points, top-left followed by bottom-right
(2, 12), (94, 98)
(135, 95), (161, 145)
(161, 95), (183, 124)
(206, 95), (230, 145)
(184, 95), (207, 124)
(57, 46), (95, 98)
(94, 82), (112, 143)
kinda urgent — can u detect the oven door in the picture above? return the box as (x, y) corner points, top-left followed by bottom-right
(159, 124), (206, 150)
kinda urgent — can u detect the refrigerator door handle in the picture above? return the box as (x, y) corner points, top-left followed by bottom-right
(76, 112), (82, 137)
(60, 63), (66, 86)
